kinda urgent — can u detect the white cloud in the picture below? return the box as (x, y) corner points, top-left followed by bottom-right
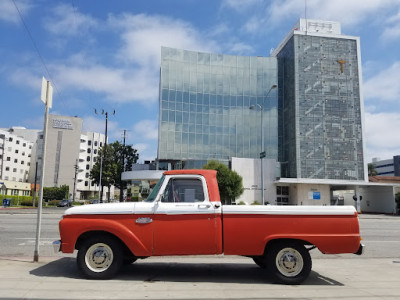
(133, 142), (157, 163)
(109, 13), (219, 68)
(9, 68), (41, 90)
(228, 42), (254, 54)
(221, 0), (262, 12)
(268, 0), (399, 27)
(0, 0), (33, 24)
(133, 120), (158, 140)
(8, 13), (223, 105)
(82, 115), (119, 140)
(51, 62), (158, 103)
(364, 112), (400, 162)
(382, 9), (400, 40)
(363, 61), (400, 102)
(237, 0), (400, 35)
(43, 3), (98, 36)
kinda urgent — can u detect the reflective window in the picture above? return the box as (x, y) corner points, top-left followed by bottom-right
(159, 47), (278, 166)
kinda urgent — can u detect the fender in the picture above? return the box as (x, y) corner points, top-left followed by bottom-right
(59, 216), (152, 256)
(263, 233), (361, 254)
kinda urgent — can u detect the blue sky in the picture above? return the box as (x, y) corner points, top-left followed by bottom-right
(1, 0), (400, 163)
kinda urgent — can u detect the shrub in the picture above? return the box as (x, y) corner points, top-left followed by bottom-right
(47, 200), (60, 206)
(20, 199), (33, 206)
(1, 195), (39, 207)
(131, 196), (139, 202)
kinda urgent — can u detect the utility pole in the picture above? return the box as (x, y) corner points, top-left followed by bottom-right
(122, 129), (127, 172)
(73, 160), (78, 202)
(121, 129), (128, 202)
(94, 109), (115, 203)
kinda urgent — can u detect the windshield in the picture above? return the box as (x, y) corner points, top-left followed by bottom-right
(145, 175), (165, 202)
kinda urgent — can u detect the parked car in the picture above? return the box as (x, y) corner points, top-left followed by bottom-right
(57, 199), (73, 207)
(89, 199), (99, 204)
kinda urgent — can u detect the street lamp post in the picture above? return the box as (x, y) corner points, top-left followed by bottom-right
(250, 84), (277, 205)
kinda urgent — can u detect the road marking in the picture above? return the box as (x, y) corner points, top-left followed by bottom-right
(15, 238), (58, 246)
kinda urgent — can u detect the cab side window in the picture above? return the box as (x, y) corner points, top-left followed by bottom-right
(162, 178), (205, 203)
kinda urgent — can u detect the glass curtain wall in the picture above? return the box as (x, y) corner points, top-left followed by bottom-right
(158, 47), (278, 168)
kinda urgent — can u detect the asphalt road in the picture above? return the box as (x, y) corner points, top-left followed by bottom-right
(0, 207), (65, 258)
(1, 207), (400, 259)
(0, 208), (400, 299)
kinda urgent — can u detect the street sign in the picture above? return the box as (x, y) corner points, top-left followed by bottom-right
(260, 151), (266, 158)
(41, 77), (53, 108)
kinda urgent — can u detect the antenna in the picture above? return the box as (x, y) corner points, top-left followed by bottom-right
(305, 0), (308, 34)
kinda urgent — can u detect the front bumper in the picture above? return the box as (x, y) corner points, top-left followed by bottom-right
(52, 240), (61, 253)
(354, 243), (364, 255)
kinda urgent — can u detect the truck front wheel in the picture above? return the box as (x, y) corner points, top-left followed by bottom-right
(77, 235), (123, 279)
(266, 241), (312, 285)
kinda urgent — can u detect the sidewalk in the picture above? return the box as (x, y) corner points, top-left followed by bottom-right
(0, 255), (400, 299)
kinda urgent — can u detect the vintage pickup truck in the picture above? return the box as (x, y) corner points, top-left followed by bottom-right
(54, 169), (363, 284)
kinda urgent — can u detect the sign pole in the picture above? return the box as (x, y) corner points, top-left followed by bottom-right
(34, 78), (52, 262)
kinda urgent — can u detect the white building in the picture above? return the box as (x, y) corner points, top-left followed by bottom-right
(2, 116), (113, 201)
(77, 132), (114, 200)
(371, 156), (400, 176)
(0, 129), (33, 183)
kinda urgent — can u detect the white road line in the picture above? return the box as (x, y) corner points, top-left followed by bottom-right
(15, 238), (58, 246)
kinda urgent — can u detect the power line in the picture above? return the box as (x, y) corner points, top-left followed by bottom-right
(11, 0), (63, 101)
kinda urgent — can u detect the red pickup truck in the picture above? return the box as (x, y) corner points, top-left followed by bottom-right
(54, 169), (363, 284)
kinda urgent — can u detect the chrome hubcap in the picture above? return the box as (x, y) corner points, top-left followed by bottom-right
(276, 247), (303, 277)
(85, 243), (114, 273)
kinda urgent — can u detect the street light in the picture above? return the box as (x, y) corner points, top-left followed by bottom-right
(249, 84), (277, 205)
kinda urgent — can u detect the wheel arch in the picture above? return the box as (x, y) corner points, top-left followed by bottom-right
(75, 230), (134, 260)
(264, 238), (313, 254)
(60, 217), (152, 256)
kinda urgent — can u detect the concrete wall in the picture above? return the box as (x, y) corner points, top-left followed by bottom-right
(231, 157), (277, 205)
(35, 115), (83, 196)
(290, 184), (331, 206)
(360, 186), (396, 214)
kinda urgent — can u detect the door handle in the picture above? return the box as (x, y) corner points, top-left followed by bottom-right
(198, 204), (211, 209)
(135, 217), (152, 224)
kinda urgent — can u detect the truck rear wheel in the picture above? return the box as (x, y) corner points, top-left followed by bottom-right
(266, 241), (312, 285)
(77, 235), (123, 279)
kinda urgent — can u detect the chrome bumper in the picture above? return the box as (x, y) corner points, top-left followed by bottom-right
(354, 243), (364, 255)
(52, 240), (61, 253)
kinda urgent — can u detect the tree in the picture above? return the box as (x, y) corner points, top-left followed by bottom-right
(203, 160), (244, 204)
(111, 141), (139, 202)
(368, 163), (378, 176)
(43, 185), (69, 201)
(90, 141), (139, 202)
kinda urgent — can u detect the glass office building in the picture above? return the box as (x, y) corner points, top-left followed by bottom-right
(158, 47), (278, 169)
(274, 19), (365, 180)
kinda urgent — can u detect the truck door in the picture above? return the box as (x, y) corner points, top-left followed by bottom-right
(153, 176), (219, 255)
